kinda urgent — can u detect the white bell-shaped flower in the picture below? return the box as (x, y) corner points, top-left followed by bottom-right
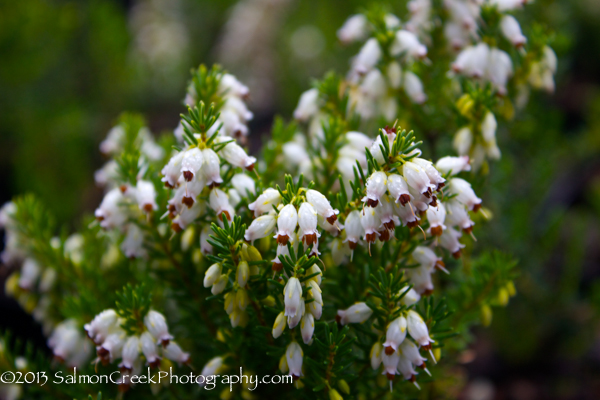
(249, 188), (281, 217)
(363, 171), (388, 207)
(336, 302), (373, 325)
(383, 316), (408, 354)
(144, 310), (173, 346)
(301, 313), (315, 344)
(337, 14), (369, 44)
(286, 342), (303, 379)
(275, 204), (298, 245)
(283, 277), (303, 319)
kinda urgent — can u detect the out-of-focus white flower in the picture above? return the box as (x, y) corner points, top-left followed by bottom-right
(338, 14), (369, 44)
(390, 30), (427, 60)
(286, 341), (303, 379)
(272, 312), (286, 339)
(403, 71), (427, 104)
(453, 127), (473, 156)
(163, 342), (190, 365)
(440, 226), (465, 258)
(95, 188), (127, 230)
(435, 156), (471, 175)
(351, 38), (382, 75)
(199, 357), (224, 387)
(135, 180), (157, 213)
(529, 46), (557, 93)
(293, 88), (320, 122)
(121, 224), (147, 259)
(209, 189), (234, 223)
(249, 188), (281, 217)
(336, 302), (373, 325)
(301, 313), (315, 344)
(144, 310), (173, 346)
(19, 258), (41, 290)
(244, 213), (276, 243)
(501, 15), (526, 47)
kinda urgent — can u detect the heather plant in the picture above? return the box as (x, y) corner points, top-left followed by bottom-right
(0, 1), (557, 399)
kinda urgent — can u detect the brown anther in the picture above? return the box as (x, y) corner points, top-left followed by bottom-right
(384, 220), (396, 230)
(423, 289), (434, 297)
(183, 171), (194, 182)
(399, 194), (411, 206)
(161, 339), (170, 347)
(326, 214), (338, 225)
(171, 223), (182, 233)
(245, 163), (255, 172)
(182, 196), (194, 208)
(366, 198), (379, 208)
(378, 229), (390, 242)
(208, 182), (221, 189)
(148, 358), (161, 369)
(169, 204), (176, 213)
(272, 262), (283, 272)
(119, 185), (128, 193)
(463, 226), (473, 234)
(96, 215), (105, 222)
(472, 203), (482, 212)
(365, 232), (377, 243)
(164, 181), (174, 189)
(384, 125), (397, 135)
(435, 260), (446, 269)
(452, 250), (462, 259)
(53, 355), (65, 364)
(436, 182), (445, 191)
(292, 374), (301, 381)
(422, 343), (432, 351)
(386, 373), (396, 381)
(277, 234), (289, 246)
(418, 361), (427, 370)
(430, 226), (443, 236)
(422, 190), (431, 199)
(97, 347), (109, 358)
(143, 203), (154, 213)
(348, 240), (358, 250)
(118, 384), (131, 393)
(303, 233), (317, 246)
(429, 196), (438, 207)
(407, 220), (420, 228)
(384, 346), (395, 355)
(409, 375), (417, 383)
(335, 314), (342, 324)
(419, 210), (426, 217)
(221, 210), (231, 222)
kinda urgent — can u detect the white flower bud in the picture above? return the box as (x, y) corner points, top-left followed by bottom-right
(121, 224), (146, 259)
(275, 204), (298, 246)
(211, 274), (229, 295)
(135, 180), (157, 213)
(383, 316), (407, 354)
(249, 188), (281, 217)
(306, 189), (339, 225)
(403, 71), (427, 104)
(397, 353), (418, 381)
(452, 43), (490, 78)
(400, 339), (427, 369)
(487, 48), (513, 95)
(407, 310), (434, 349)
(286, 342), (303, 379)
(408, 263), (434, 294)
(19, 258), (40, 290)
(308, 300), (322, 320)
(95, 188), (127, 229)
(363, 171), (388, 207)
(336, 302), (372, 325)
(412, 158), (445, 190)
(390, 30), (427, 59)
(439, 227), (465, 258)
(181, 148), (204, 182)
(337, 14), (369, 44)
(293, 88), (320, 121)
(345, 131), (373, 151)
(448, 178), (482, 211)
(220, 73), (249, 98)
(403, 161), (432, 197)
(217, 139), (256, 170)
(237, 261), (250, 287)
(99, 125), (124, 155)
(360, 206), (379, 244)
(426, 202), (446, 236)
(287, 299), (304, 329)
(352, 38), (382, 75)
(272, 311), (286, 339)
(445, 200), (474, 232)
(344, 210), (363, 250)
(387, 174), (412, 206)
(163, 341), (190, 365)
(387, 61), (403, 89)
(500, 15), (526, 47)
(84, 309), (119, 345)
(453, 127), (473, 156)
(144, 310), (173, 346)
(435, 156), (471, 175)
(382, 350), (400, 379)
(231, 174), (255, 196)
(119, 336), (140, 370)
(283, 277), (302, 319)
(209, 188), (234, 222)
(199, 357), (224, 386)
(98, 331), (126, 363)
(400, 287), (421, 306)
(283, 141), (310, 166)
(200, 225), (213, 254)
(301, 313), (315, 344)
(201, 148), (222, 187)
(370, 342), (384, 370)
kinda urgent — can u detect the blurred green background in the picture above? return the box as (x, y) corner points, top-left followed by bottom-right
(0, 0), (599, 399)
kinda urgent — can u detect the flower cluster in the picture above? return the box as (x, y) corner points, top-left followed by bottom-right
(84, 309), (189, 388)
